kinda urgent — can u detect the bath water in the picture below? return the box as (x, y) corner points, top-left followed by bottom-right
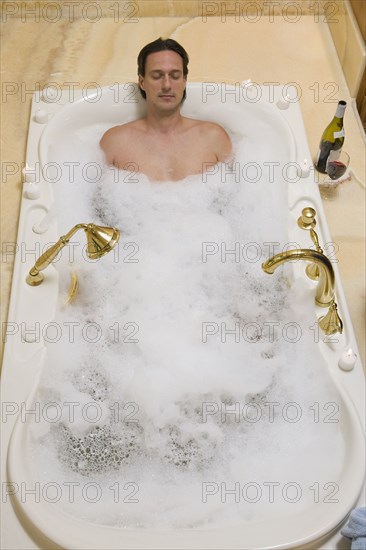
(28, 127), (345, 528)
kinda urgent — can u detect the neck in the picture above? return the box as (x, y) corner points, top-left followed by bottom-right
(145, 107), (183, 134)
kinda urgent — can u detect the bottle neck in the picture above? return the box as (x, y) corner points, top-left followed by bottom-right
(335, 101), (346, 119)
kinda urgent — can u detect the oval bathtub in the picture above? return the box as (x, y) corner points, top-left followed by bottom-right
(2, 83), (365, 550)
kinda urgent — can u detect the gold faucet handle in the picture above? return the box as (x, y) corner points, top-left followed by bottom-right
(297, 207), (316, 229)
(319, 300), (343, 335)
(310, 227), (323, 254)
(26, 237), (69, 286)
(298, 208), (322, 280)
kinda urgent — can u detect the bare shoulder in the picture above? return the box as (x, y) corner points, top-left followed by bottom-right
(199, 120), (230, 140)
(100, 120), (144, 165)
(192, 119), (232, 161)
(100, 120), (143, 145)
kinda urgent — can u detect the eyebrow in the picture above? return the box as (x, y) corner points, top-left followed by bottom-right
(149, 69), (182, 76)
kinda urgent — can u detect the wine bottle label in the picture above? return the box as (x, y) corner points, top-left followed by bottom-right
(315, 101), (346, 174)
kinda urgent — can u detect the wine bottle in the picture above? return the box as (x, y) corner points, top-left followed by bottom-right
(315, 100), (346, 173)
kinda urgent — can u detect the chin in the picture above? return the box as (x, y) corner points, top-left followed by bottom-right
(158, 101), (180, 110)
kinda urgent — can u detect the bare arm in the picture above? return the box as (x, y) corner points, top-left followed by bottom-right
(204, 122), (233, 163)
(100, 127), (120, 166)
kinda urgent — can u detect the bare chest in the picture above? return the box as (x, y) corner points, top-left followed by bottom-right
(115, 134), (218, 181)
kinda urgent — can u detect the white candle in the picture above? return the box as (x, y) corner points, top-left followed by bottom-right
(276, 95), (290, 110)
(24, 182), (40, 200)
(34, 109), (48, 124)
(298, 159), (311, 178)
(338, 348), (357, 371)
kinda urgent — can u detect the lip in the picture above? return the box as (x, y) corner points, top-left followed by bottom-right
(159, 94), (175, 99)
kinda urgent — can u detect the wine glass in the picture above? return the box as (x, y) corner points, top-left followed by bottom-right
(326, 150), (349, 180)
(319, 151), (350, 200)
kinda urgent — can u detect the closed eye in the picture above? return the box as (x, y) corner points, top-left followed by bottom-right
(150, 71), (183, 80)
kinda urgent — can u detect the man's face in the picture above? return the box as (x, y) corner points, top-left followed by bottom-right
(139, 50), (186, 112)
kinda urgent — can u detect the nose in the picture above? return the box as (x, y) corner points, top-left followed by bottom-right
(162, 74), (171, 90)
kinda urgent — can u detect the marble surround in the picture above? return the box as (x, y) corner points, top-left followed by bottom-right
(0, 1), (347, 18)
(327, 0), (366, 97)
(0, 6), (365, 365)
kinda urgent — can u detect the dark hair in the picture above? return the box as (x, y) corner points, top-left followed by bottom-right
(137, 37), (189, 100)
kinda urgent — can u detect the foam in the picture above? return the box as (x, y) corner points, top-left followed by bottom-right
(28, 128), (346, 528)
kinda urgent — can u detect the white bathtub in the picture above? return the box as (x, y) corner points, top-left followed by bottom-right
(1, 83), (365, 550)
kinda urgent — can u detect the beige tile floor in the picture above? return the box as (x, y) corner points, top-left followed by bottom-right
(1, 12), (365, 364)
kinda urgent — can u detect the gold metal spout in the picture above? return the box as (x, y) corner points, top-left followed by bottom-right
(26, 223), (120, 286)
(262, 249), (335, 307)
(268, 207), (343, 335)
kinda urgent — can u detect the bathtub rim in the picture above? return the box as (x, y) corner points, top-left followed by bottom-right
(3, 82), (365, 550)
(6, 358), (366, 550)
(37, 81), (298, 177)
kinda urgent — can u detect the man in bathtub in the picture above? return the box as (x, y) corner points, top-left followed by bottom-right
(100, 38), (232, 181)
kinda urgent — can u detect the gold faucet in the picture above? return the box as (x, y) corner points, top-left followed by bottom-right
(26, 223), (120, 286)
(297, 207), (324, 280)
(262, 207), (343, 335)
(262, 249), (334, 308)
